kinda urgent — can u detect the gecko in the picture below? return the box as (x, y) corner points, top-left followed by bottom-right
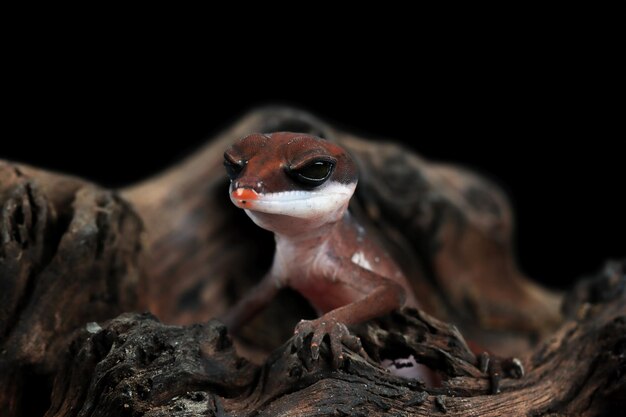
(220, 131), (421, 367)
(223, 132), (418, 360)
(220, 132), (522, 392)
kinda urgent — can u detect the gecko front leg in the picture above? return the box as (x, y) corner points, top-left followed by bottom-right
(293, 260), (406, 368)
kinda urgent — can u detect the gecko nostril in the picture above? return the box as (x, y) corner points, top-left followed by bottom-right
(234, 178), (264, 194)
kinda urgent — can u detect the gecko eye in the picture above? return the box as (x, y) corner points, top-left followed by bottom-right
(223, 156), (246, 180)
(288, 159), (335, 187)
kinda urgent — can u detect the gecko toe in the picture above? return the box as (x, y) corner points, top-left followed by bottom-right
(486, 353), (503, 394)
(329, 333), (344, 369)
(311, 329), (326, 361)
(341, 333), (362, 352)
(293, 334), (304, 350)
(478, 352), (523, 394)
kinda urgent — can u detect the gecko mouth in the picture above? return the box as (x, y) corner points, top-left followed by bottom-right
(230, 182), (355, 218)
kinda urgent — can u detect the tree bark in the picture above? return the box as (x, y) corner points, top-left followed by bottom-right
(1, 107), (623, 416)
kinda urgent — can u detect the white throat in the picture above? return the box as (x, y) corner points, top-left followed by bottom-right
(241, 181), (356, 235)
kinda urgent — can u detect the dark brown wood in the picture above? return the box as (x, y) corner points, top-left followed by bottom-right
(0, 163), (143, 416)
(1, 107), (623, 416)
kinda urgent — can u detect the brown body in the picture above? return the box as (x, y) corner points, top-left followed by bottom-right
(275, 212), (417, 315)
(221, 132), (416, 367)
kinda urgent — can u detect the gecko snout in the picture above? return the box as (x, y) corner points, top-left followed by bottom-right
(231, 187), (259, 208)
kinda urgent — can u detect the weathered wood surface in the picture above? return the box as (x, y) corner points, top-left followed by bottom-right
(0, 107), (623, 416)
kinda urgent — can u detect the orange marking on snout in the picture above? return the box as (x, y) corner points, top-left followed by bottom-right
(231, 188), (259, 207)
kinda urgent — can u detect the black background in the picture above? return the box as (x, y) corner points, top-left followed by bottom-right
(2, 35), (623, 289)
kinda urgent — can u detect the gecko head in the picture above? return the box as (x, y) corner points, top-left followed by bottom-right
(224, 132), (358, 232)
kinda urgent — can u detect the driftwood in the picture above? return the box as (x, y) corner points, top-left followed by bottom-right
(0, 107), (624, 416)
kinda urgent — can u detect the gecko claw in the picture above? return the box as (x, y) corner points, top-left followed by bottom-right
(293, 319), (312, 351)
(311, 342), (320, 360)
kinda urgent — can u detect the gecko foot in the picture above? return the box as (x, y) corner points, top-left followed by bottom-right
(294, 317), (365, 369)
(478, 352), (525, 394)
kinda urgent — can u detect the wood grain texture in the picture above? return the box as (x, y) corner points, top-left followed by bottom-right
(1, 107), (623, 416)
